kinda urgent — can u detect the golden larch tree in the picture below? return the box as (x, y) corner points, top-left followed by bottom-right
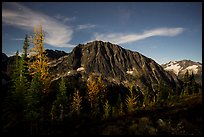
(29, 24), (50, 93)
(71, 90), (82, 116)
(125, 85), (138, 114)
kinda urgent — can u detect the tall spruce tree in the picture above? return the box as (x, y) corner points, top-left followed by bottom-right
(136, 86), (144, 107)
(183, 70), (196, 95)
(22, 34), (29, 60)
(12, 50), (28, 120)
(183, 70), (190, 93)
(2, 50), (29, 134)
(103, 100), (111, 120)
(24, 73), (43, 135)
(190, 72), (198, 94)
(22, 34), (30, 79)
(157, 82), (170, 106)
(53, 77), (68, 121)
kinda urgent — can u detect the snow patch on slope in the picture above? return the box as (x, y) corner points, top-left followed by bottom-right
(185, 65), (198, 74)
(127, 70), (134, 75)
(164, 63), (182, 75)
(77, 67), (85, 72)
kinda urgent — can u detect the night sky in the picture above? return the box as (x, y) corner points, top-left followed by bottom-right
(2, 2), (202, 64)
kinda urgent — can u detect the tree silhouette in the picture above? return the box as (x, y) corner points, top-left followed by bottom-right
(2, 51), (28, 134)
(22, 34), (30, 79)
(24, 73), (43, 135)
(53, 77), (68, 121)
(22, 34), (29, 60)
(103, 100), (111, 120)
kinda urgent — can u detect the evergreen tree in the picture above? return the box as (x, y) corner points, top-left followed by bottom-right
(22, 34), (30, 79)
(24, 73), (43, 135)
(2, 51), (29, 134)
(16, 57), (28, 95)
(183, 70), (190, 95)
(22, 34), (29, 60)
(184, 70), (189, 83)
(143, 87), (151, 107)
(111, 106), (117, 118)
(53, 77), (68, 121)
(136, 86), (144, 107)
(12, 52), (28, 116)
(182, 70), (198, 95)
(190, 72), (198, 94)
(97, 76), (106, 112)
(50, 104), (57, 126)
(103, 100), (111, 120)
(115, 94), (124, 116)
(157, 82), (170, 105)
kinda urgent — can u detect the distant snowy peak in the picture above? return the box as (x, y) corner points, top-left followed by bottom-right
(164, 63), (182, 75)
(162, 60), (202, 76)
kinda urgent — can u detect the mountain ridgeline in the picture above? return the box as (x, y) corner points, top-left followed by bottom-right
(48, 41), (181, 94)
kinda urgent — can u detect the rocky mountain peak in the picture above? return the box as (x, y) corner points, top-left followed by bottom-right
(48, 41), (180, 92)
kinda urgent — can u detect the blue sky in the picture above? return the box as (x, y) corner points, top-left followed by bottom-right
(2, 2), (202, 64)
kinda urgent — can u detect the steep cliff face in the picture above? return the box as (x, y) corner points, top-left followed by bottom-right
(48, 41), (181, 92)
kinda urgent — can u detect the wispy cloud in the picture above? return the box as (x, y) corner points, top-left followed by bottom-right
(76, 24), (96, 30)
(2, 2), (75, 48)
(91, 27), (185, 44)
(11, 38), (24, 41)
(54, 14), (76, 23)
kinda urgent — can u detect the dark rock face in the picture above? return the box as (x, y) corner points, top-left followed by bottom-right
(2, 53), (8, 72)
(45, 49), (68, 60)
(2, 53), (8, 62)
(2, 53), (11, 98)
(48, 41), (181, 92)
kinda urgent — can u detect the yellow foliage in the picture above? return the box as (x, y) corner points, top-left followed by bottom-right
(71, 90), (82, 116)
(87, 79), (99, 108)
(125, 85), (138, 114)
(103, 100), (111, 120)
(29, 24), (50, 93)
(86, 75), (105, 109)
